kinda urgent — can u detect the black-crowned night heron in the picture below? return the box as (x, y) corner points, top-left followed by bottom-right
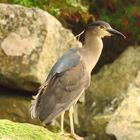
(31, 21), (125, 140)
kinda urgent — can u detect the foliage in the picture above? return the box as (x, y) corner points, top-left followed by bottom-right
(9, 0), (49, 8)
(9, 0), (88, 17)
(90, 0), (140, 41)
(1, 0), (140, 41)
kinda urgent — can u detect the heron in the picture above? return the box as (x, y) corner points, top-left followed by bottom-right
(31, 20), (125, 140)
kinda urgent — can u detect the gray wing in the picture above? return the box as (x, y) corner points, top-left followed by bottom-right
(46, 48), (80, 82)
(32, 60), (89, 124)
(31, 48), (82, 120)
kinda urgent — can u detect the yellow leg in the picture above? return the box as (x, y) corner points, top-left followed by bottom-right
(69, 106), (75, 134)
(60, 111), (71, 137)
(69, 106), (84, 140)
(60, 111), (65, 135)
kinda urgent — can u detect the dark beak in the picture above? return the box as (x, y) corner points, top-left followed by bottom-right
(107, 28), (126, 39)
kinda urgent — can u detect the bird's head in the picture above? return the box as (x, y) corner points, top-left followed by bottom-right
(87, 20), (126, 39)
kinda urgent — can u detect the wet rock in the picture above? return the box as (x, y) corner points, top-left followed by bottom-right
(106, 85), (140, 140)
(0, 119), (74, 140)
(0, 4), (79, 91)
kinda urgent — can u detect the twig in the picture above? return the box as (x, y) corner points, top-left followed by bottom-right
(64, 29), (85, 47)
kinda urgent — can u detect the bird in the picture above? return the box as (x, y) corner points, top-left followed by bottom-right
(31, 20), (125, 140)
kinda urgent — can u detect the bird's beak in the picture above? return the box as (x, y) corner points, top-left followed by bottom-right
(107, 28), (126, 39)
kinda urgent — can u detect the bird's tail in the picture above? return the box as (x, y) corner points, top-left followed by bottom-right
(31, 82), (48, 119)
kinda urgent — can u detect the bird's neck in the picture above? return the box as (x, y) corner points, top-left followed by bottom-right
(79, 33), (103, 74)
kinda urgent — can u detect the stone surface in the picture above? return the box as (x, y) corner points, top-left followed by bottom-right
(106, 85), (140, 140)
(79, 46), (140, 140)
(0, 4), (79, 91)
(0, 119), (74, 140)
(0, 88), (39, 124)
(84, 115), (112, 140)
(86, 46), (140, 115)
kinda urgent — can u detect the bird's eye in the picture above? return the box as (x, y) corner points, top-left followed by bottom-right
(100, 25), (105, 29)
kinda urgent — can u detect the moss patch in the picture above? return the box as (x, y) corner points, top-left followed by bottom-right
(0, 120), (73, 140)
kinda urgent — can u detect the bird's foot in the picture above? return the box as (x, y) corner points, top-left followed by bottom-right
(60, 131), (70, 136)
(70, 133), (84, 140)
(60, 132), (84, 140)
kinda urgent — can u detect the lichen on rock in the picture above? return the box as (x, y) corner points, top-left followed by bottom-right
(0, 4), (79, 91)
(0, 5), (46, 56)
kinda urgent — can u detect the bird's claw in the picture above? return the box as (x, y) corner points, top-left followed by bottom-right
(60, 132), (84, 140)
(60, 131), (71, 136)
(70, 133), (84, 140)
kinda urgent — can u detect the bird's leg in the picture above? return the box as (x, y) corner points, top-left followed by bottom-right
(69, 106), (84, 140)
(60, 111), (71, 137)
(69, 106), (75, 134)
(60, 111), (65, 135)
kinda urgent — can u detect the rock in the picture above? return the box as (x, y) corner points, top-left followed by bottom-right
(0, 88), (40, 124)
(79, 46), (140, 139)
(83, 115), (111, 140)
(0, 119), (74, 140)
(0, 4), (79, 91)
(106, 85), (140, 140)
(86, 46), (140, 115)
(0, 88), (77, 138)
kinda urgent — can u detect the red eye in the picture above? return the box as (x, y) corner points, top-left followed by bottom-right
(100, 25), (105, 29)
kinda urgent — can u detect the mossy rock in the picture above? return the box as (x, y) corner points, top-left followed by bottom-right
(0, 119), (74, 140)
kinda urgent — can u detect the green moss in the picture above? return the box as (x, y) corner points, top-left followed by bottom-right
(0, 120), (73, 140)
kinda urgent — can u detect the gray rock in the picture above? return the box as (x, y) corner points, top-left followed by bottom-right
(0, 89), (40, 124)
(0, 4), (79, 91)
(80, 46), (140, 140)
(106, 84), (140, 140)
(86, 46), (140, 115)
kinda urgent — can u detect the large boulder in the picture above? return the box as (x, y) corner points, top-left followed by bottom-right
(106, 84), (140, 140)
(79, 46), (140, 139)
(0, 4), (79, 91)
(0, 119), (74, 140)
